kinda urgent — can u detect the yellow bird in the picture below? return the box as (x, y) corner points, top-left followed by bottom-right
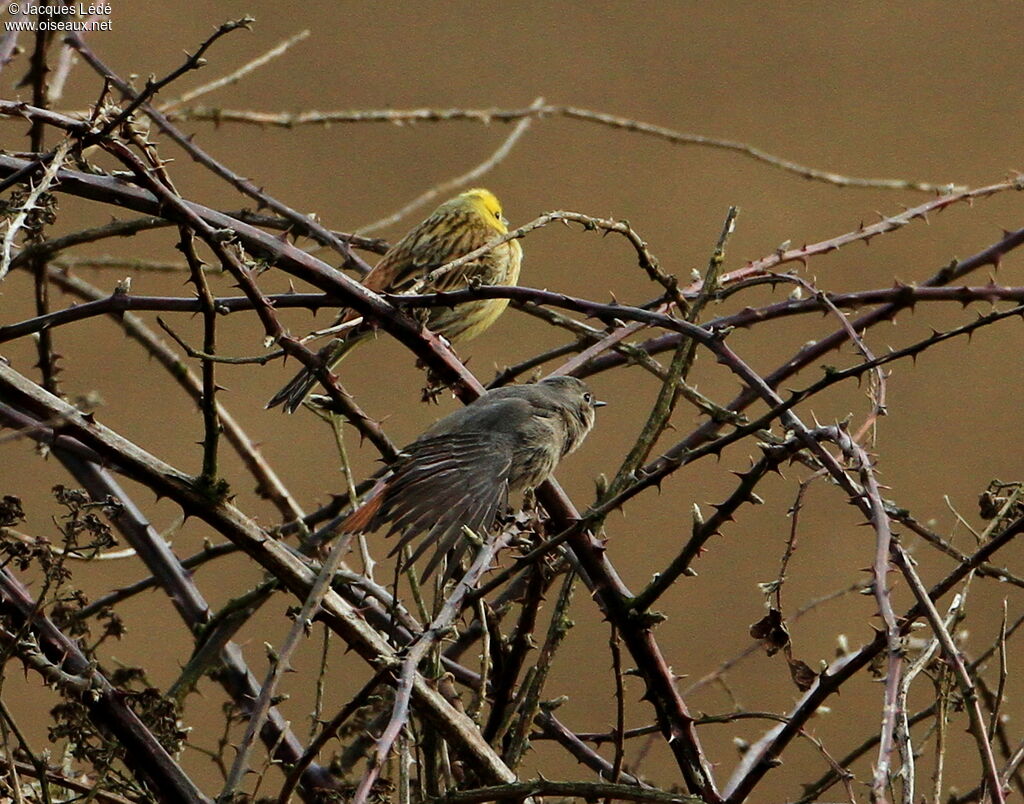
(267, 189), (523, 412)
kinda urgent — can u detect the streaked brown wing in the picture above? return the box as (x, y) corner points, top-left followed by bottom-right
(377, 211), (496, 294)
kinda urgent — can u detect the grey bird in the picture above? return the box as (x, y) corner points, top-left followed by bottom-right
(341, 376), (604, 581)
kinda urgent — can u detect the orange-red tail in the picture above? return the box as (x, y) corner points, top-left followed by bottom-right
(339, 490), (385, 533)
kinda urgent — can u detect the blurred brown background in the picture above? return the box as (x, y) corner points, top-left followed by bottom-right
(2, 1), (1023, 800)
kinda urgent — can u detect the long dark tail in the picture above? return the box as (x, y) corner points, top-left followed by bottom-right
(265, 334), (366, 413)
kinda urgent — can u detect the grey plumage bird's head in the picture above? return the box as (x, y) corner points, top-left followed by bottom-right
(532, 374), (605, 457)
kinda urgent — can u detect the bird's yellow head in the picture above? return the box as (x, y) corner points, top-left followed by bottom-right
(458, 188), (509, 233)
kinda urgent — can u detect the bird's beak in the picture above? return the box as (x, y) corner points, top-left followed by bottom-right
(593, 400), (608, 408)
(500, 215), (510, 226)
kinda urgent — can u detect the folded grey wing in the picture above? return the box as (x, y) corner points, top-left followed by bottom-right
(380, 430), (514, 581)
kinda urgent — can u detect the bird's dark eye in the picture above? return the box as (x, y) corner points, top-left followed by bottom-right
(494, 209), (501, 219)
(584, 392), (593, 404)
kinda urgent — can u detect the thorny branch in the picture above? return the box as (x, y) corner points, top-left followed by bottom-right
(167, 102), (963, 193)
